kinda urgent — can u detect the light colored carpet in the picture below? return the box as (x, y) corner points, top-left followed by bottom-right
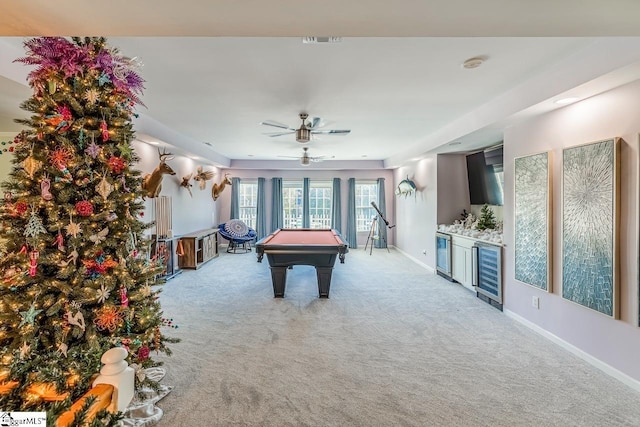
(153, 247), (640, 427)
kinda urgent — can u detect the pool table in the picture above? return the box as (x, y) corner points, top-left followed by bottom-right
(256, 228), (349, 298)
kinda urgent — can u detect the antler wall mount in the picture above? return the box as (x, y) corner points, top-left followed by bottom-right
(141, 148), (176, 198)
(212, 173), (232, 201)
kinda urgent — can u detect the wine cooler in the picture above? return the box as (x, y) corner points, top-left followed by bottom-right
(472, 242), (502, 310)
(435, 232), (453, 280)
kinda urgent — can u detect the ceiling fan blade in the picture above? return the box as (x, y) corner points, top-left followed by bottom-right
(260, 120), (294, 130)
(277, 155), (300, 159)
(308, 117), (322, 129)
(311, 129), (351, 135)
(263, 131), (296, 137)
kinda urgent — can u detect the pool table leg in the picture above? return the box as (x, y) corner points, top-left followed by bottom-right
(270, 266), (288, 297)
(316, 267), (333, 298)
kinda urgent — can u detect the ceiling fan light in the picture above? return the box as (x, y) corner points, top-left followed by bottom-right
(300, 156), (310, 166)
(296, 127), (311, 143)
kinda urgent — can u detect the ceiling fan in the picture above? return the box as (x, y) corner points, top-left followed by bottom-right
(261, 113), (351, 143)
(279, 147), (329, 166)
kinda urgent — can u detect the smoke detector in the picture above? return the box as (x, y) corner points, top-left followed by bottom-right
(462, 57), (486, 69)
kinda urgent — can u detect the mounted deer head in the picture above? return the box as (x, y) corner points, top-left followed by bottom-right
(212, 173), (232, 201)
(142, 148), (176, 198)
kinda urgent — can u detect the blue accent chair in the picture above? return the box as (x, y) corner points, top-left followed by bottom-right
(218, 220), (257, 253)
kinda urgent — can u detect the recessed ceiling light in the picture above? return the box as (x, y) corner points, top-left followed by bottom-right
(146, 140), (159, 145)
(449, 141), (462, 146)
(361, 154), (368, 158)
(248, 154), (254, 157)
(462, 57), (485, 69)
(190, 155), (200, 160)
(202, 141), (214, 147)
(555, 97), (579, 105)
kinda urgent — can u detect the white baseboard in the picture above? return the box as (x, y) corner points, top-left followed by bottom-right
(394, 246), (435, 274)
(504, 309), (640, 393)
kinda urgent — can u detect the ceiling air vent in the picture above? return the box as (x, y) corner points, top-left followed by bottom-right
(302, 37), (343, 44)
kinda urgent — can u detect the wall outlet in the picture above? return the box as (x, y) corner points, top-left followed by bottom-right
(532, 296), (540, 309)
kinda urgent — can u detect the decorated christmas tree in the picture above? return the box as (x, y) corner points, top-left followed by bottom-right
(0, 37), (175, 420)
(476, 204), (497, 231)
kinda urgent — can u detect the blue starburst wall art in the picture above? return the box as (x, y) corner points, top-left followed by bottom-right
(514, 151), (552, 291)
(562, 138), (619, 318)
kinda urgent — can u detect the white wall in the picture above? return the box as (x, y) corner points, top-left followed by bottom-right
(133, 140), (220, 236)
(393, 156), (438, 268)
(503, 78), (640, 381)
(436, 153), (470, 225)
(0, 132), (15, 183)
(219, 169), (395, 246)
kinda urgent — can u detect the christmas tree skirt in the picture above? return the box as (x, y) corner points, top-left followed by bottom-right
(121, 367), (173, 426)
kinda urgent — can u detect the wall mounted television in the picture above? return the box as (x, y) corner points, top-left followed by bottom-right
(466, 146), (503, 206)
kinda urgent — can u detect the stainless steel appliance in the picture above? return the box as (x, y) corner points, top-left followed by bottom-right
(472, 242), (502, 310)
(435, 232), (453, 280)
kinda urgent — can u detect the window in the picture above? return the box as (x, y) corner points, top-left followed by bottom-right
(238, 181), (258, 229)
(281, 180), (333, 229)
(355, 181), (378, 232)
(282, 180), (303, 228)
(309, 181), (332, 229)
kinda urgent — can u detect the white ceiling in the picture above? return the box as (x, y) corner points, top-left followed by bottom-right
(1, 1), (640, 169)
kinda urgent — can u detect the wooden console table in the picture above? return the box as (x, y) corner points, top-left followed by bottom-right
(178, 228), (219, 269)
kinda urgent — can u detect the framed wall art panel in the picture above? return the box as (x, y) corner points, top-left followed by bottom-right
(562, 138), (619, 318)
(514, 151), (552, 291)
